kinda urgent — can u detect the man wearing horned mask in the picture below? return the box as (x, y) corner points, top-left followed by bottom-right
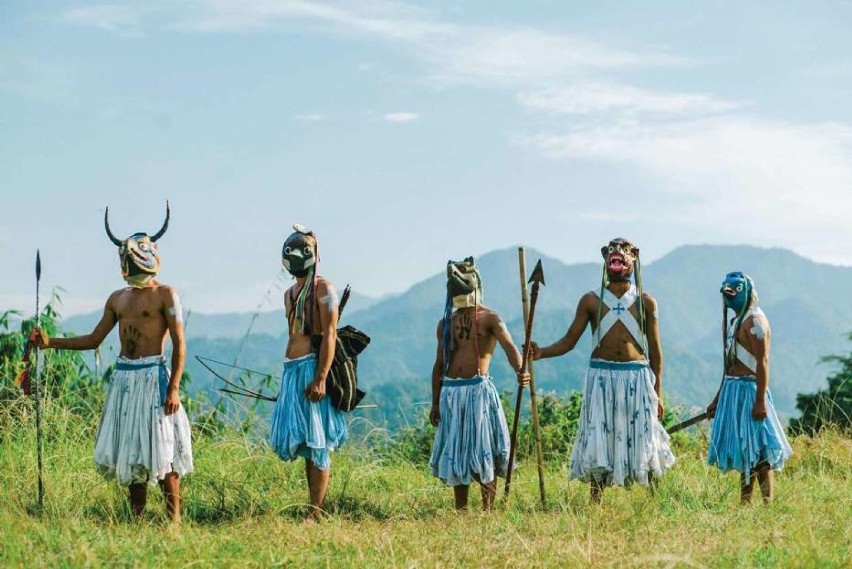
(429, 257), (530, 510)
(32, 202), (192, 523)
(268, 224), (348, 524)
(531, 238), (674, 503)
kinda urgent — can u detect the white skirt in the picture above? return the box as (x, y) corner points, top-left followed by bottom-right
(94, 355), (193, 485)
(570, 359), (675, 486)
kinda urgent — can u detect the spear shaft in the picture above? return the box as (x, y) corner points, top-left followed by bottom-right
(504, 258), (545, 499)
(34, 250), (44, 511)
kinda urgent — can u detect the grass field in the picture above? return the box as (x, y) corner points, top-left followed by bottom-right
(1, 399), (850, 568)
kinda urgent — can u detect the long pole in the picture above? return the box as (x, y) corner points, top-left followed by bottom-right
(504, 258), (545, 499)
(518, 248), (546, 505)
(34, 250), (44, 511)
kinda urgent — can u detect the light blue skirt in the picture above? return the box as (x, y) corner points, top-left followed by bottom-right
(570, 359), (675, 486)
(268, 354), (348, 471)
(429, 375), (511, 487)
(708, 376), (792, 474)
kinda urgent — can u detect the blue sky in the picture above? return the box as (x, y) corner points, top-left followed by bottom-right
(2, 1), (851, 316)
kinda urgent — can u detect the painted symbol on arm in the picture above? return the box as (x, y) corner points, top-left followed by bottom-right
(168, 290), (184, 323)
(749, 317), (767, 340)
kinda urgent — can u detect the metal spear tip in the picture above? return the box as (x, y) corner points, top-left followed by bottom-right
(36, 250), (41, 279)
(528, 259), (545, 286)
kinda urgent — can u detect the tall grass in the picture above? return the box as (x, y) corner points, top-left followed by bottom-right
(1, 391), (849, 568)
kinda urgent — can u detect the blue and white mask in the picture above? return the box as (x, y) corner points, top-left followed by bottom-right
(720, 271), (756, 316)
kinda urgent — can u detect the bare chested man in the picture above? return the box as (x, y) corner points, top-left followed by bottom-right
(268, 225), (347, 524)
(429, 257), (529, 510)
(531, 238), (674, 503)
(706, 272), (792, 504)
(33, 203), (192, 523)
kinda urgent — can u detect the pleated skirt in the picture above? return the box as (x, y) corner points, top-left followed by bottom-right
(430, 375), (511, 487)
(94, 355), (194, 485)
(570, 359), (675, 486)
(708, 376), (793, 474)
(268, 354), (348, 471)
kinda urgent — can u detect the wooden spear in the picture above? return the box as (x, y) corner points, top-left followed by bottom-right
(34, 250), (45, 511)
(504, 257), (545, 499)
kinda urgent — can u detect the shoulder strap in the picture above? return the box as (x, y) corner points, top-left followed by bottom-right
(592, 284), (645, 349)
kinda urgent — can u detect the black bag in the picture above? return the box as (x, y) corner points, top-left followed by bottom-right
(325, 325), (370, 411)
(308, 285), (370, 411)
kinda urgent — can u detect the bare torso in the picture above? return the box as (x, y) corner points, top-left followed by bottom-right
(445, 307), (501, 378)
(284, 278), (328, 360)
(109, 284), (172, 358)
(726, 313), (771, 377)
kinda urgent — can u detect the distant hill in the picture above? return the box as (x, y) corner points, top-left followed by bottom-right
(51, 245), (852, 427)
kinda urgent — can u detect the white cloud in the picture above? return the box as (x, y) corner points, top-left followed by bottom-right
(514, 116), (852, 261)
(294, 113), (328, 122)
(383, 112), (419, 123)
(64, 4), (145, 37)
(518, 83), (743, 117)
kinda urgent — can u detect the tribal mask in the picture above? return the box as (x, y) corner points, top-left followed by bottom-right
(721, 271), (757, 316)
(601, 238), (638, 282)
(447, 257), (483, 309)
(281, 224), (317, 278)
(104, 202), (170, 288)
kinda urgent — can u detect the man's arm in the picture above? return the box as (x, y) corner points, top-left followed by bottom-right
(305, 280), (339, 402)
(430, 320), (444, 426)
(532, 294), (591, 359)
(747, 314), (771, 420)
(491, 314), (530, 386)
(161, 286), (186, 416)
(644, 293), (664, 420)
(38, 295), (118, 351)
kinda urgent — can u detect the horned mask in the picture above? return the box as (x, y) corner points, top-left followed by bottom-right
(104, 202), (170, 288)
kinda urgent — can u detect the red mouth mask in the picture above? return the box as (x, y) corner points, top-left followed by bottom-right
(601, 238), (638, 281)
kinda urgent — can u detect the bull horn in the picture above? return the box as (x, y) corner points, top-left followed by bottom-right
(150, 201), (170, 242)
(104, 206), (122, 246)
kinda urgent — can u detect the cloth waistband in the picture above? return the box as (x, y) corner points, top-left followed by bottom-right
(113, 356), (168, 404)
(725, 375), (757, 382)
(442, 375), (487, 387)
(589, 359), (649, 371)
(284, 353), (317, 364)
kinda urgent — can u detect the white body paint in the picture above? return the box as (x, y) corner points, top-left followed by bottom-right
(320, 288), (339, 311)
(749, 316), (767, 339)
(168, 291), (184, 323)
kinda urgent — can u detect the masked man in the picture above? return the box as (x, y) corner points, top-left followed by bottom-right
(531, 238), (674, 502)
(429, 257), (530, 510)
(706, 272), (792, 504)
(268, 225), (347, 524)
(33, 203), (192, 523)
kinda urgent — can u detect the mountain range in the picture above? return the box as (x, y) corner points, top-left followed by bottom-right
(62, 245), (852, 425)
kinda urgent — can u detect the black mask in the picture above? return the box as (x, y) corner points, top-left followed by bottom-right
(281, 224), (317, 278)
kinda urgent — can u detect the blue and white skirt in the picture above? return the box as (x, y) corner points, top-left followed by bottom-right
(708, 376), (792, 474)
(569, 359), (675, 486)
(94, 355), (194, 486)
(268, 354), (349, 471)
(429, 375), (511, 487)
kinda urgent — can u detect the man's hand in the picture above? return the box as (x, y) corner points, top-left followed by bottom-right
(752, 399), (767, 420)
(304, 378), (326, 402)
(429, 404), (440, 427)
(657, 401), (665, 421)
(516, 369), (530, 387)
(164, 387), (180, 416)
(29, 328), (49, 349)
(706, 399), (718, 419)
(530, 341), (542, 360)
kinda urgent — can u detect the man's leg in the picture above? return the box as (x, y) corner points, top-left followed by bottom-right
(755, 462), (774, 504)
(479, 480), (497, 511)
(305, 459), (330, 523)
(159, 472), (181, 523)
(740, 471), (757, 504)
(129, 483), (147, 517)
(590, 478), (605, 504)
(453, 485), (470, 510)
